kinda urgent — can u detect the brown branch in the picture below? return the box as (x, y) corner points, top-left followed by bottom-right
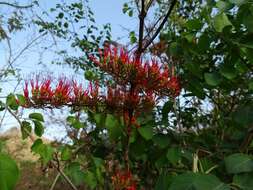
(142, 0), (177, 52)
(0, 1), (33, 9)
(136, 0), (146, 58)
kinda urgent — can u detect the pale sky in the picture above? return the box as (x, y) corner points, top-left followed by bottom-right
(0, 0), (136, 138)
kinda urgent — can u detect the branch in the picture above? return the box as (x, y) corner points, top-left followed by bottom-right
(142, 0), (177, 52)
(6, 106), (78, 190)
(0, 1), (33, 9)
(136, 0), (146, 58)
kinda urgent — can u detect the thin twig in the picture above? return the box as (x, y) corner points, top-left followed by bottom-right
(0, 1), (33, 9)
(50, 172), (60, 190)
(142, 0), (177, 52)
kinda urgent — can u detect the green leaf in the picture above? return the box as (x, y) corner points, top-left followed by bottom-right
(229, 0), (247, 5)
(6, 93), (18, 110)
(29, 113), (44, 122)
(66, 116), (84, 129)
(249, 81), (253, 90)
(65, 163), (85, 186)
(233, 172), (253, 190)
(169, 42), (181, 56)
(233, 105), (253, 126)
(166, 147), (181, 166)
(128, 10), (133, 17)
(153, 134), (171, 149)
(33, 120), (44, 137)
(31, 139), (43, 153)
(0, 153), (20, 190)
(16, 94), (26, 106)
(105, 114), (122, 140)
(213, 13), (233, 32)
(216, 1), (232, 12)
(204, 72), (222, 86)
(242, 8), (253, 32)
(58, 12), (64, 19)
(186, 19), (203, 30)
(169, 172), (229, 190)
(122, 3), (129, 14)
(84, 70), (94, 81)
(129, 31), (137, 44)
(225, 153), (253, 174)
(155, 172), (172, 190)
(31, 139), (54, 165)
(61, 146), (71, 161)
(220, 65), (237, 80)
(83, 171), (97, 189)
(21, 121), (32, 139)
(138, 126), (153, 140)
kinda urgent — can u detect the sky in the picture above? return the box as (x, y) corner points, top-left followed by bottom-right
(0, 0), (137, 138)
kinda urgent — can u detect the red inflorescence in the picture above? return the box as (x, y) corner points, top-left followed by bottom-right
(23, 45), (180, 119)
(89, 45), (180, 97)
(111, 169), (137, 190)
(23, 77), (99, 108)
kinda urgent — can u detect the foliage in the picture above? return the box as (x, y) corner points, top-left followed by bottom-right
(1, 0), (253, 190)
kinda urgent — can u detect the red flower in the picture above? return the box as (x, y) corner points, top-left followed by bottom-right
(23, 81), (29, 99)
(111, 169), (137, 190)
(89, 45), (181, 97)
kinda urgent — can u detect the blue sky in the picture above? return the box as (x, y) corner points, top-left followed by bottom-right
(0, 0), (137, 136)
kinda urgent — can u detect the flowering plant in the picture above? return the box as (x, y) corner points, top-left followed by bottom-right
(21, 46), (180, 189)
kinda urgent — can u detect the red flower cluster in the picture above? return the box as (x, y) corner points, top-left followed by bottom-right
(111, 169), (137, 190)
(23, 77), (99, 108)
(23, 46), (180, 128)
(89, 46), (180, 97)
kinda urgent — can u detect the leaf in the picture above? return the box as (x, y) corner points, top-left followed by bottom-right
(65, 163), (85, 186)
(0, 153), (20, 190)
(155, 172), (172, 190)
(31, 139), (54, 165)
(105, 114), (122, 141)
(166, 147), (181, 166)
(128, 10), (133, 17)
(242, 8), (253, 33)
(186, 19), (203, 30)
(233, 105), (253, 126)
(229, 0), (247, 5)
(58, 12), (64, 19)
(220, 65), (237, 80)
(6, 93), (18, 110)
(225, 153), (253, 174)
(213, 13), (233, 32)
(233, 172), (253, 190)
(33, 120), (44, 137)
(21, 121), (32, 139)
(66, 116), (84, 129)
(29, 113), (44, 122)
(169, 172), (229, 190)
(204, 72), (222, 86)
(16, 94), (26, 106)
(138, 126), (153, 140)
(216, 1), (231, 12)
(31, 139), (43, 153)
(129, 31), (137, 44)
(153, 134), (171, 149)
(61, 147), (72, 161)
(83, 171), (97, 189)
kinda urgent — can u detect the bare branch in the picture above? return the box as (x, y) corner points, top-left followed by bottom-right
(142, 0), (177, 52)
(0, 1), (33, 9)
(136, 0), (146, 58)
